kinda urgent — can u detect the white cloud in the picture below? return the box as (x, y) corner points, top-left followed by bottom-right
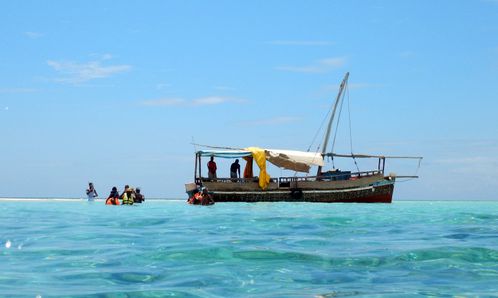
(267, 40), (334, 46)
(47, 58), (131, 84)
(276, 57), (346, 73)
(434, 156), (498, 176)
(142, 98), (185, 106)
(435, 156), (498, 166)
(89, 53), (113, 60)
(191, 96), (228, 106)
(24, 31), (44, 39)
(239, 116), (301, 126)
(142, 96), (243, 107)
(429, 138), (498, 178)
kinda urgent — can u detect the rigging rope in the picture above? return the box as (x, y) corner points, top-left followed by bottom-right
(329, 80), (349, 169)
(307, 101), (332, 153)
(330, 89), (345, 155)
(397, 158), (422, 182)
(330, 82), (350, 169)
(346, 83), (360, 173)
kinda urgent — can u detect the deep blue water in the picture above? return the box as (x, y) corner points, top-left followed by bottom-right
(1, 200), (497, 297)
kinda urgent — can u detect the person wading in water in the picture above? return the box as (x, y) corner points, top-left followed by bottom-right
(86, 182), (98, 201)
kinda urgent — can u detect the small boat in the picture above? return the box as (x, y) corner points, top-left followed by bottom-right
(186, 73), (422, 203)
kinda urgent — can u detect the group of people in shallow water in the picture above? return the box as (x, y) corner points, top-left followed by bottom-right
(187, 187), (215, 205)
(86, 183), (144, 205)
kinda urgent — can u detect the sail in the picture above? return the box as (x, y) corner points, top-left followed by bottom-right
(266, 149), (324, 173)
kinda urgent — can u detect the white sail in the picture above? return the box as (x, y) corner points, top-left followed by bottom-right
(266, 149), (324, 173)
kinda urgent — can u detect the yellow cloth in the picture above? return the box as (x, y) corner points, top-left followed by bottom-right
(245, 147), (270, 190)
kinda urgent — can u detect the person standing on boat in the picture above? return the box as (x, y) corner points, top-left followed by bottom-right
(230, 159), (241, 182)
(207, 156), (217, 180)
(86, 182), (98, 201)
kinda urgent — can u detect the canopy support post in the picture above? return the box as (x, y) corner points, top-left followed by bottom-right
(198, 154), (202, 181)
(194, 152), (199, 180)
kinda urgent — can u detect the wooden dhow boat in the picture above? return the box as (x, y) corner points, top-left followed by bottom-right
(186, 73), (422, 203)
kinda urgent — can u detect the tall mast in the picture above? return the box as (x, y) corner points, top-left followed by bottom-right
(317, 72), (349, 176)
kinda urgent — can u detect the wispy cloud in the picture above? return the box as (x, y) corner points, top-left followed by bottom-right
(436, 156), (497, 165)
(142, 96), (244, 107)
(47, 57), (131, 84)
(0, 88), (38, 94)
(24, 31), (44, 39)
(434, 156), (498, 175)
(89, 53), (114, 60)
(267, 40), (334, 46)
(276, 57), (346, 73)
(239, 116), (301, 126)
(191, 96), (229, 106)
(142, 98), (185, 106)
(428, 138), (498, 177)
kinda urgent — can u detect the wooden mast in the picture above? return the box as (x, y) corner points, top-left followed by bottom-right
(316, 72), (349, 176)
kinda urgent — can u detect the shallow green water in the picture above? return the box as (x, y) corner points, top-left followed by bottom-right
(1, 200), (497, 297)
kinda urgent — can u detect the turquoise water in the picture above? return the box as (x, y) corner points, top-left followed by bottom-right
(1, 200), (497, 297)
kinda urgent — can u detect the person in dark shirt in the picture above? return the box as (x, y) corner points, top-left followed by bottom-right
(230, 159), (240, 182)
(134, 187), (145, 203)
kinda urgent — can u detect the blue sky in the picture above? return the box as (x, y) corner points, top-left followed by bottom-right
(1, 0), (497, 200)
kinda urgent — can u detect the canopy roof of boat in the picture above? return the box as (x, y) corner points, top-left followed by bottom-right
(197, 148), (324, 173)
(198, 149), (251, 158)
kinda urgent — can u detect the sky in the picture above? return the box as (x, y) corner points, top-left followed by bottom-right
(1, 0), (498, 200)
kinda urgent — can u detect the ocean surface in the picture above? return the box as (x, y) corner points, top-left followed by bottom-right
(1, 200), (497, 298)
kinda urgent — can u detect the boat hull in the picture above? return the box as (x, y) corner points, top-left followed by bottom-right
(209, 181), (394, 203)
